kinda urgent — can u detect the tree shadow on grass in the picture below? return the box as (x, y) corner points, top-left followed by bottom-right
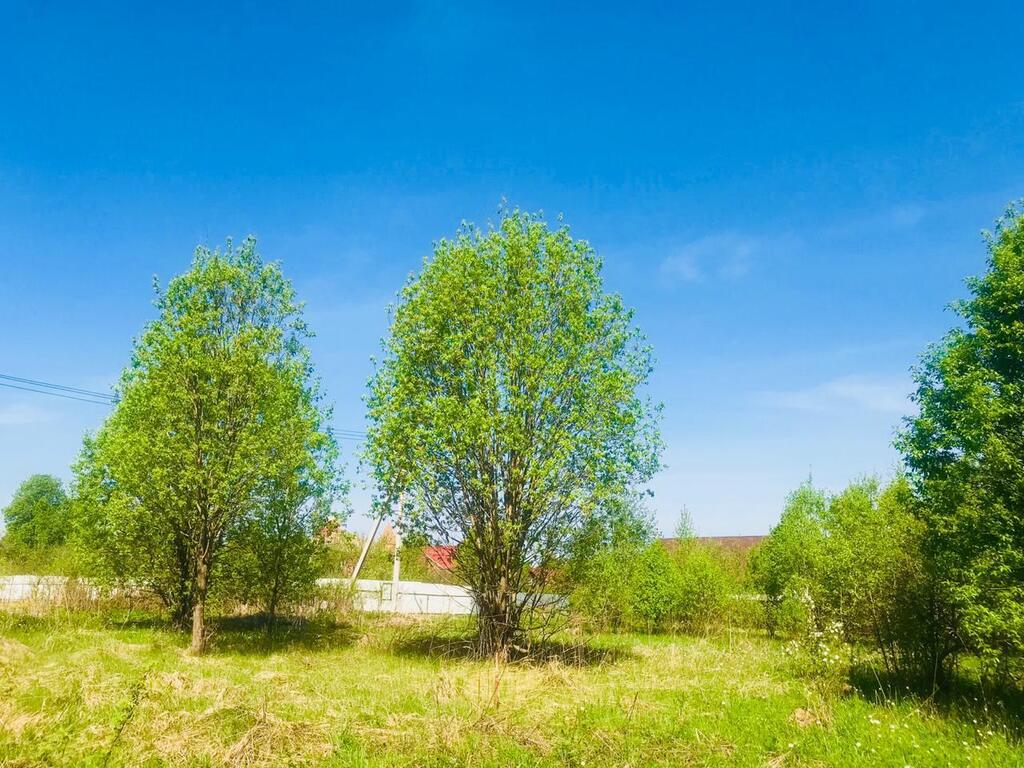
(0, 607), (359, 657)
(205, 614), (359, 656)
(0, 607), (169, 634)
(390, 629), (633, 667)
(850, 664), (1024, 738)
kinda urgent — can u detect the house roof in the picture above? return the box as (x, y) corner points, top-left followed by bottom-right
(660, 535), (765, 553)
(423, 545), (457, 571)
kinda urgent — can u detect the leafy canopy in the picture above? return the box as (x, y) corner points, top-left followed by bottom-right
(2, 474), (68, 550)
(74, 238), (340, 643)
(899, 204), (1024, 670)
(365, 209), (661, 652)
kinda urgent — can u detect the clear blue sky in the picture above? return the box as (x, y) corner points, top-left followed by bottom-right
(1, 2), (1022, 536)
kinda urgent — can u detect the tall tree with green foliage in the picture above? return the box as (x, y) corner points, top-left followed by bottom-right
(749, 480), (826, 636)
(366, 210), (661, 655)
(73, 238), (339, 653)
(2, 474), (68, 550)
(899, 204), (1024, 677)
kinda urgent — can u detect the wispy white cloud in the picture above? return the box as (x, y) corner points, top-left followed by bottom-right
(661, 252), (702, 281)
(660, 232), (798, 283)
(818, 202), (932, 241)
(755, 375), (912, 414)
(0, 403), (53, 426)
(659, 200), (936, 285)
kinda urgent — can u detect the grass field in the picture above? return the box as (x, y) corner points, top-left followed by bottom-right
(0, 610), (1021, 767)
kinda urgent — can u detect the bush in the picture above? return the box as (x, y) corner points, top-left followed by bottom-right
(218, 503), (328, 627)
(0, 541), (81, 576)
(625, 542), (683, 631)
(570, 543), (639, 630)
(672, 541), (734, 633)
(567, 493), (658, 630)
(819, 476), (952, 687)
(754, 475), (956, 690)
(749, 481), (826, 637)
(571, 534), (740, 634)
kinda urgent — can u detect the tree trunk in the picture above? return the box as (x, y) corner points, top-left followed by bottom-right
(190, 558), (208, 654)
(170, 597), (194, 630)
(476, 577), (517, 659)
(266, 589), (279, 636)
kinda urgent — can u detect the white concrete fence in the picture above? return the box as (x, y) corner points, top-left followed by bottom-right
(0, 575), (564, 615)
(0, 575), (508, 616)
(0, 575), (101, 603)
(320, 578), (476, 615)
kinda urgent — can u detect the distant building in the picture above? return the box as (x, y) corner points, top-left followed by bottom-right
(422, 544), (457, 572)
(659, 535), (765, 554)
(378, 523), (397, 553)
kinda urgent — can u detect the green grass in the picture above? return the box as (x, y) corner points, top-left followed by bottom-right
(0, 610), (1021, 767)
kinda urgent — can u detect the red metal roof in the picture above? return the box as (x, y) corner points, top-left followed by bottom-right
(422, 545), (457, 571)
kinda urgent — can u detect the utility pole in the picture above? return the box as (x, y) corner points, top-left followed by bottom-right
(350, 515), (384, 583)
(391, 492), (404, 612)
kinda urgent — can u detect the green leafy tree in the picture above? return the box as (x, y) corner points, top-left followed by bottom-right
(567, 493), (656, 628)
(673, 506), (695, 540)
(672, 541), (733, 633)
(818, 476), (951, 686)
(750, 480), (827, 636)
(2, 474), (68, 551)
(73, 239), (340, 652)
(899, 204), (1024, 678)
(626, 542), (682, 631)
(366, 209), (661, 655)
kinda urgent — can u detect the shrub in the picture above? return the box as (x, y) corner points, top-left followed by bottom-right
(749, 481), (826, 637)
(218, 500), (329, 628)
(625, 542), (682, 631)
(672, 541), (733, 633)
(570, 543), (639, 630)
(784, 609), (852, 694)
(567, 493), (658, 630)
(755, 475), (957, 690)
(818, 476), (952, 687)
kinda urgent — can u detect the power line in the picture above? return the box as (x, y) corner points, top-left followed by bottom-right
(0, 380), (112, 406)
(0, 372), (114, 400)
(0, 371), (371, 439)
